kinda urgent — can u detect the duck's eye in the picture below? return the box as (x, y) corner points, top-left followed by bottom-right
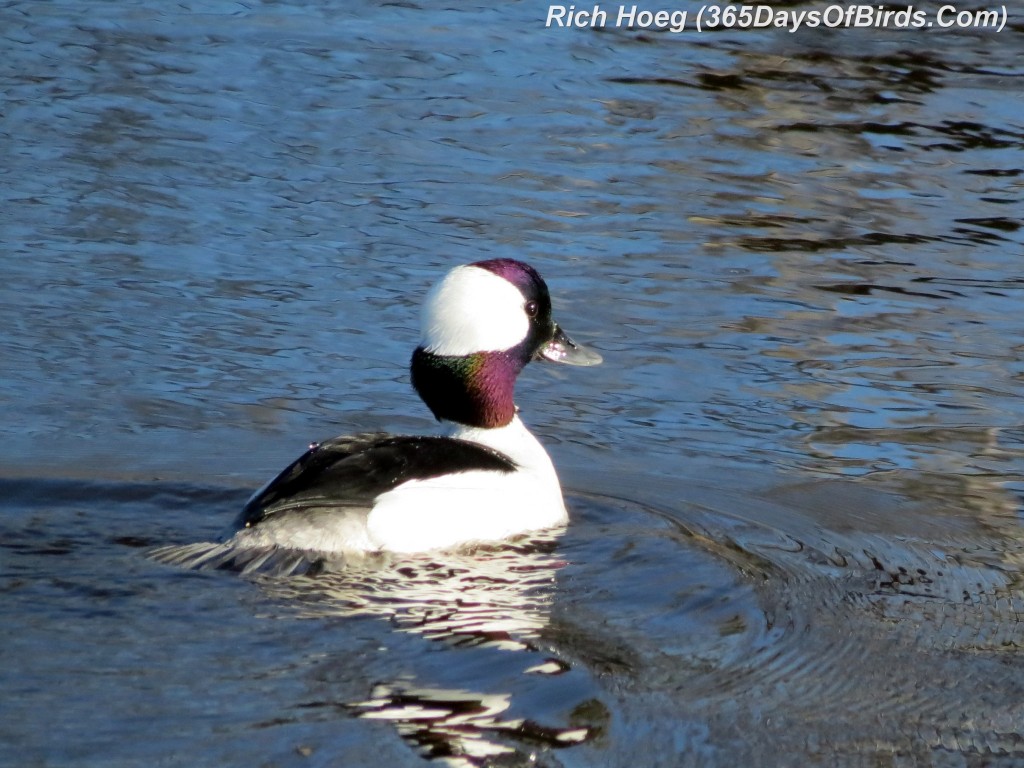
(524, 300), (539, 318)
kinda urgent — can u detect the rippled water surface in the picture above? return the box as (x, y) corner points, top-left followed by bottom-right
(4, 2), (1024, 766)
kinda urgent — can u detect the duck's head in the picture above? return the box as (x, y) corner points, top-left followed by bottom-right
(411, 258), (601, 429)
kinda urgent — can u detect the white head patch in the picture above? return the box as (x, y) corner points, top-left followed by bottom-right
(421, 265), (530, 356)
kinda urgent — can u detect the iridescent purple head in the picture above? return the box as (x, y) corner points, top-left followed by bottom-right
(411, 259), (601, 428)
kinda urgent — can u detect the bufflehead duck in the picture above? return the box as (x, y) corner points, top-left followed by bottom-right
(162, 259), (600, 569)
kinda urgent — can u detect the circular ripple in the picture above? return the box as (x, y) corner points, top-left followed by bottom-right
(551, 483), (1024, 764)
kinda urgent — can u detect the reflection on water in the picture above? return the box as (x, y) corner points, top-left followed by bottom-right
(259, 537), (563, 646)
(355, 684), (529, 765)
(247, 534), (602, 765)
(353, 682), (589, 767)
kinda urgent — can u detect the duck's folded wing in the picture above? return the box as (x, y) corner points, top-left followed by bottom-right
(238, 433), (517, 528)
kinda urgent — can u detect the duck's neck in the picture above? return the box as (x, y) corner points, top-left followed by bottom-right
(410, 347), (523, 429)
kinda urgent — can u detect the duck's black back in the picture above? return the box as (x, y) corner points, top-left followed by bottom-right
(237, 433), (517, 528)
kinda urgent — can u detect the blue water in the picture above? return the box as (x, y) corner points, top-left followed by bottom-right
(3, 2), (1024, 765)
